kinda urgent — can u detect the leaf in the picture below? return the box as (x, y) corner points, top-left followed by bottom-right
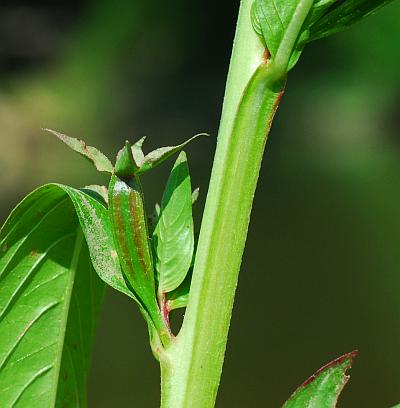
(0, 185), (105, 407)
(251, 0), (316, 71)
(153, 151), (194, 294)
(136, 133), (208, 175)
(83, 184), (108, 204)
(283, 351), (358, 408)
(306, 0), (337, 27)
(107, 174), (159, 318)
(307, 0), (396, 42)
(57, 184), (138, 303)
(166, 271), (192, 310)
(44, 128), (113, 173)
(166, 230), (197, 310)
(251, 1), (303, 57)
(131, 136), (146, 168)
(192, 187), (200, 205)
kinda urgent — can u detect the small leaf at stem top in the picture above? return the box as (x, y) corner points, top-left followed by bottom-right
(44, 128), (113, 173)
(136, 133), (208, 175)
(131, 136), (147, 167)
(153, 151), (194, 294)
(283, 351), (357, 408)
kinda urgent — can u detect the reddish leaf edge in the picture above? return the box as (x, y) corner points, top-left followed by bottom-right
(286, 350), (358, 403)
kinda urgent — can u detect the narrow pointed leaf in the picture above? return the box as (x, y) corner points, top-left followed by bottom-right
(44, 128), (113, 173)
(153, 151), (194, 294)
(131, 136), (146, 168)
(306, 0), (337, 27)
(191, 187), (200, 205)
(0, 185), (104, 407)
(136, 133), (208, 174)
(308, 0), (396, 42)
(283, 351), (357, 408)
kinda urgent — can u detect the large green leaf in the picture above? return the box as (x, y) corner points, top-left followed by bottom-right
(283, 351), (357, 408)
(0, 185), (105, 407)
(153, 151), (194, 294)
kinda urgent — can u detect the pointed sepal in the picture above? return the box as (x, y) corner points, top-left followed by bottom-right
(191, 187), (200, 205)
(137, 133), (208, 174)
(131, 136), (146, 168)
(44, 128), (113, 173)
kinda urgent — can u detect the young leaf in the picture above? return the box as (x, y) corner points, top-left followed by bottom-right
(131, 136), (146, 168)
(283, 351), (358, 408)
(44, 128), (113, 173)
(153, 151), (194, 294)
(192, 187), (200, 205)
(166, 271), (192, 310)
(307, 0), (396, 42)
(166, 230), (197, 310)
(136, 133), (208, 174)
(0, 185), (104, 407)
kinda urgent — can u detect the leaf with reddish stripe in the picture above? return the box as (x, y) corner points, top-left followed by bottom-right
(283, 351), (357, 408)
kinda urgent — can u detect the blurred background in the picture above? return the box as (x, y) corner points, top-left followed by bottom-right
(1, 0), (400, 406)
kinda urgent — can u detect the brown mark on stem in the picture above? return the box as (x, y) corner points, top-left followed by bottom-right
(159, 292), (173, 336)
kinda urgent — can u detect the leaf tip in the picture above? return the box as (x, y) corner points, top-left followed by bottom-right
(300, 350), (358, 389)
(115, 140), (138, 177)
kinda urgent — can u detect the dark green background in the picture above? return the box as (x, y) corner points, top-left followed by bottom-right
(1, 0), (399, 406)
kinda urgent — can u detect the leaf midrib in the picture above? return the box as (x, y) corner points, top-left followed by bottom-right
(50, 227), (84, 408)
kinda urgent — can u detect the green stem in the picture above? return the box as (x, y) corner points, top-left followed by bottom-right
(159, 0), (312, 406)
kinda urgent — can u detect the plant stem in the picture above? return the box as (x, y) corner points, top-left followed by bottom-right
(159, 0), (310, 406)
